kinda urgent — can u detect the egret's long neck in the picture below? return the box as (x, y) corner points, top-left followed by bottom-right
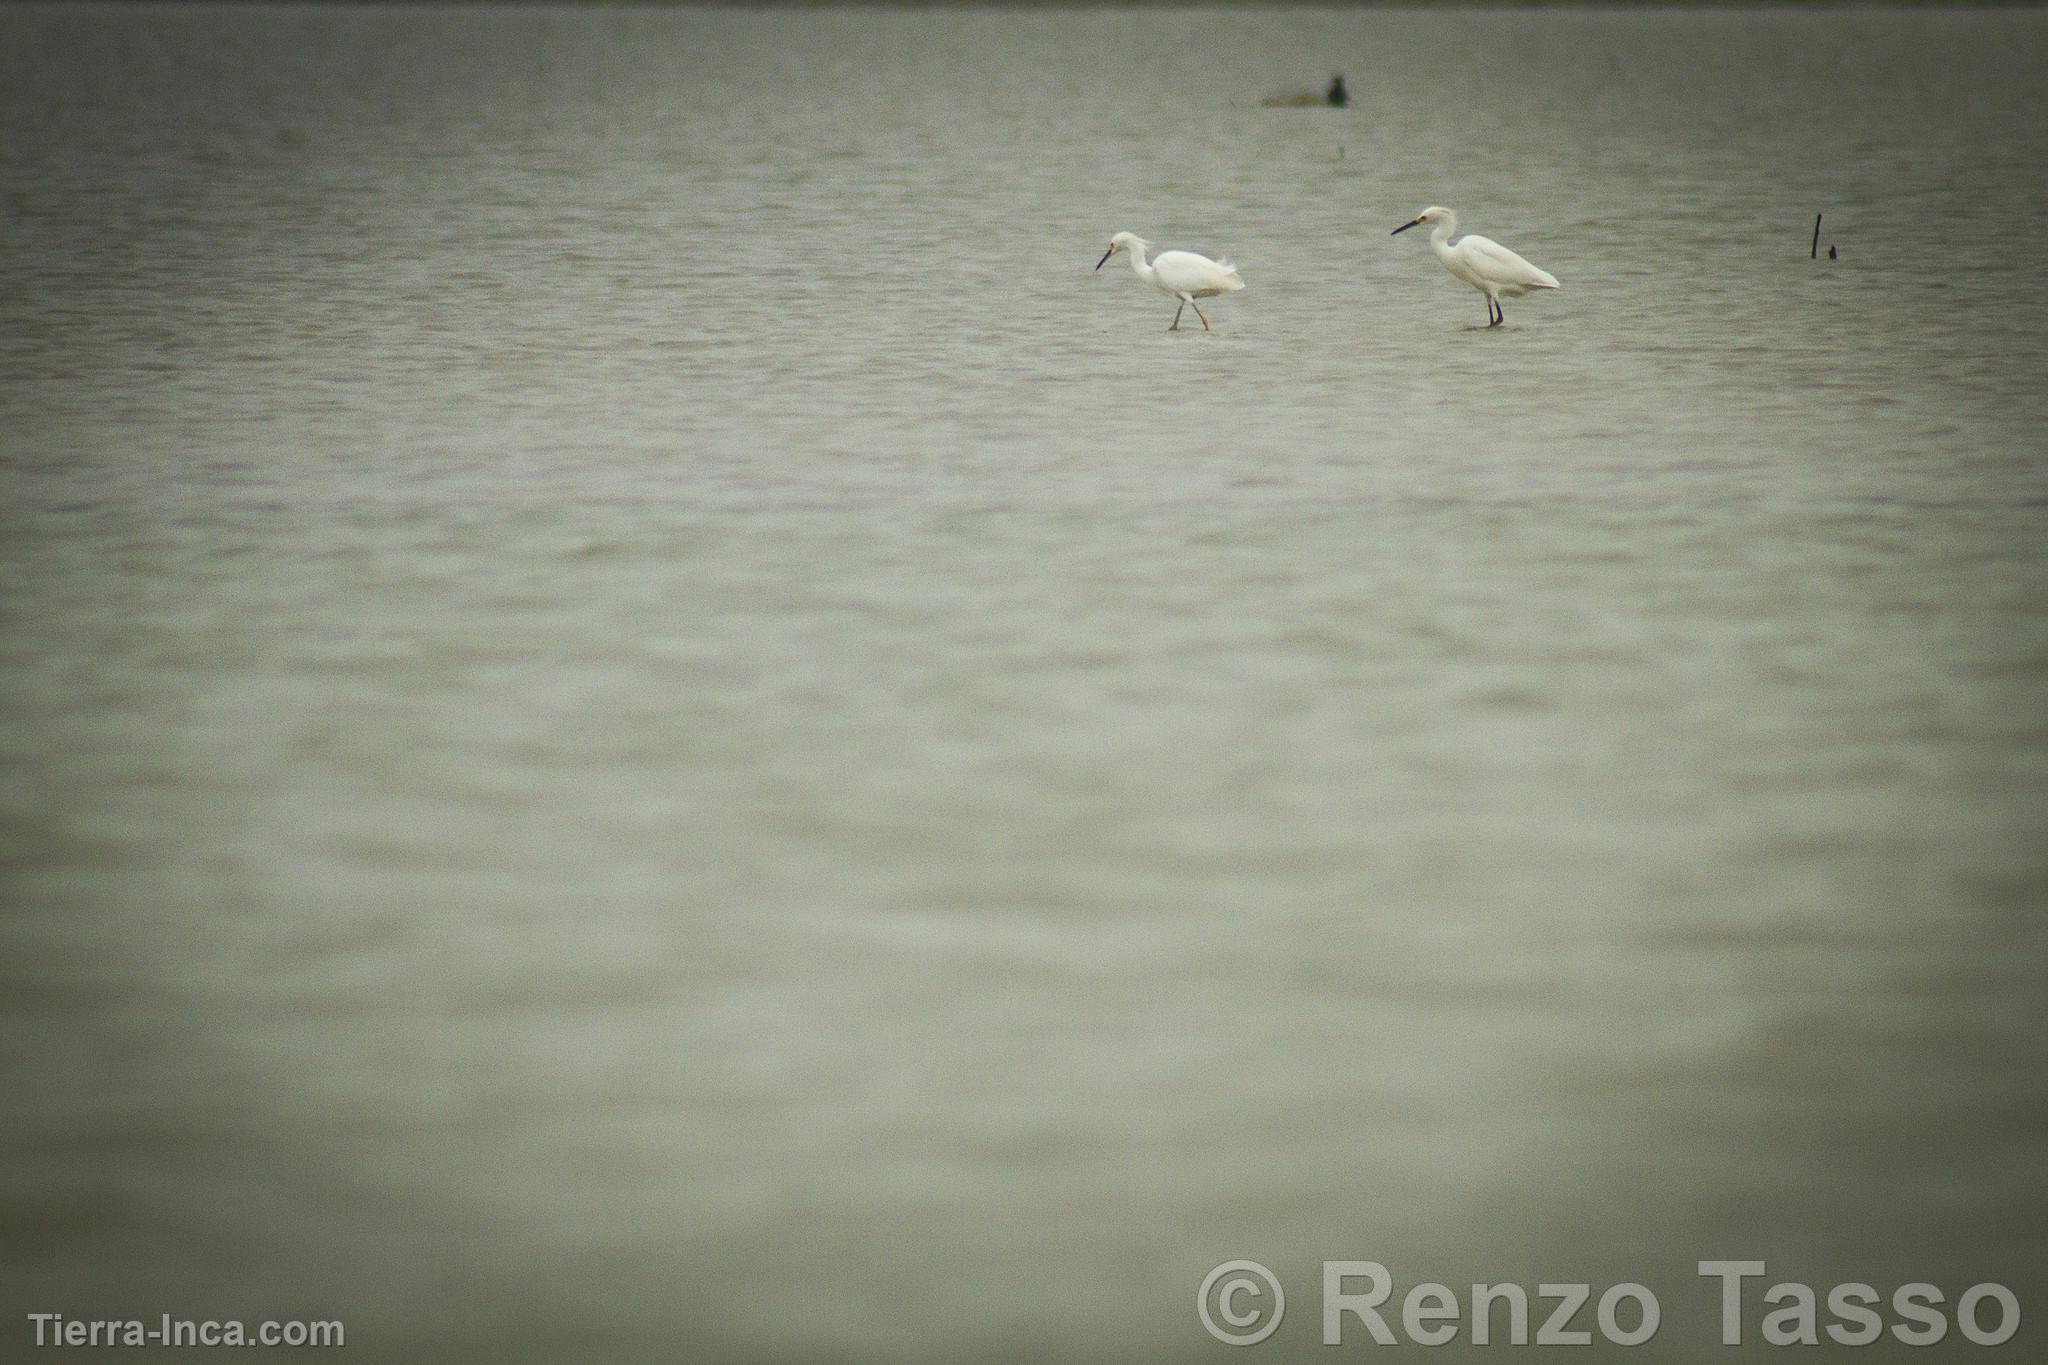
(1125, 243), (1154, 284)
(1429, 214), (1458, 257)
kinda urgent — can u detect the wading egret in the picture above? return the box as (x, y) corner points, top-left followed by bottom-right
(1095, 232), (1244, 332)
(1391, 207), (1559, 327)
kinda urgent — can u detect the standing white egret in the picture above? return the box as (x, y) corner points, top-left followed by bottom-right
(1392, 207), (1559, 327)
(1095, 232), (1244, 332)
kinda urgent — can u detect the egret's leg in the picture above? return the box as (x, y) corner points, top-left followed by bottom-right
(1191, 299), (1211, 332)
(1169, 301), (1184, 331)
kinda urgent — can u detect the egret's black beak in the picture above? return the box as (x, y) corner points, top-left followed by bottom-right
(1095, 245), (1114, 270)
(1391, 220), (1419, 236)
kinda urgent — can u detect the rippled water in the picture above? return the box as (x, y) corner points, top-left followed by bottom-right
(3, 5), (2045, 1361)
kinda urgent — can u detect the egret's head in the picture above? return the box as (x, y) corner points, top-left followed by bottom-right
(1096, 231), (1143, 269)
(1391, 206), (1451, 236)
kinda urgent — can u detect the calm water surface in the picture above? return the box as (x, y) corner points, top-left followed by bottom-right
(3, 5), (2045, 1361)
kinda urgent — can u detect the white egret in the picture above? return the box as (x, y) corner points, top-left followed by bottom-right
(1391, 207), (1559, 327)
(1095, 232), (1244, 332)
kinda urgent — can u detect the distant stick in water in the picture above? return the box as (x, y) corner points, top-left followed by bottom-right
(1327, 74), (1349, 107)
(1828, 244), (1838, 260)
(1812, 213), (1822, 260)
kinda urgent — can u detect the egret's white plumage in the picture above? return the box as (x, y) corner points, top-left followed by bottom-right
(1095, 231), (1244, 332)
(1392, 206), (1559, 327)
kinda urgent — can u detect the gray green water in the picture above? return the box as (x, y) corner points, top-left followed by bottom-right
(3, 5), (2045, 1361)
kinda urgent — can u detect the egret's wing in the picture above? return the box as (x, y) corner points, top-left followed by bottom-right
(1462, 234), (1559, 288)
(1154, 249), (1245, 293)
